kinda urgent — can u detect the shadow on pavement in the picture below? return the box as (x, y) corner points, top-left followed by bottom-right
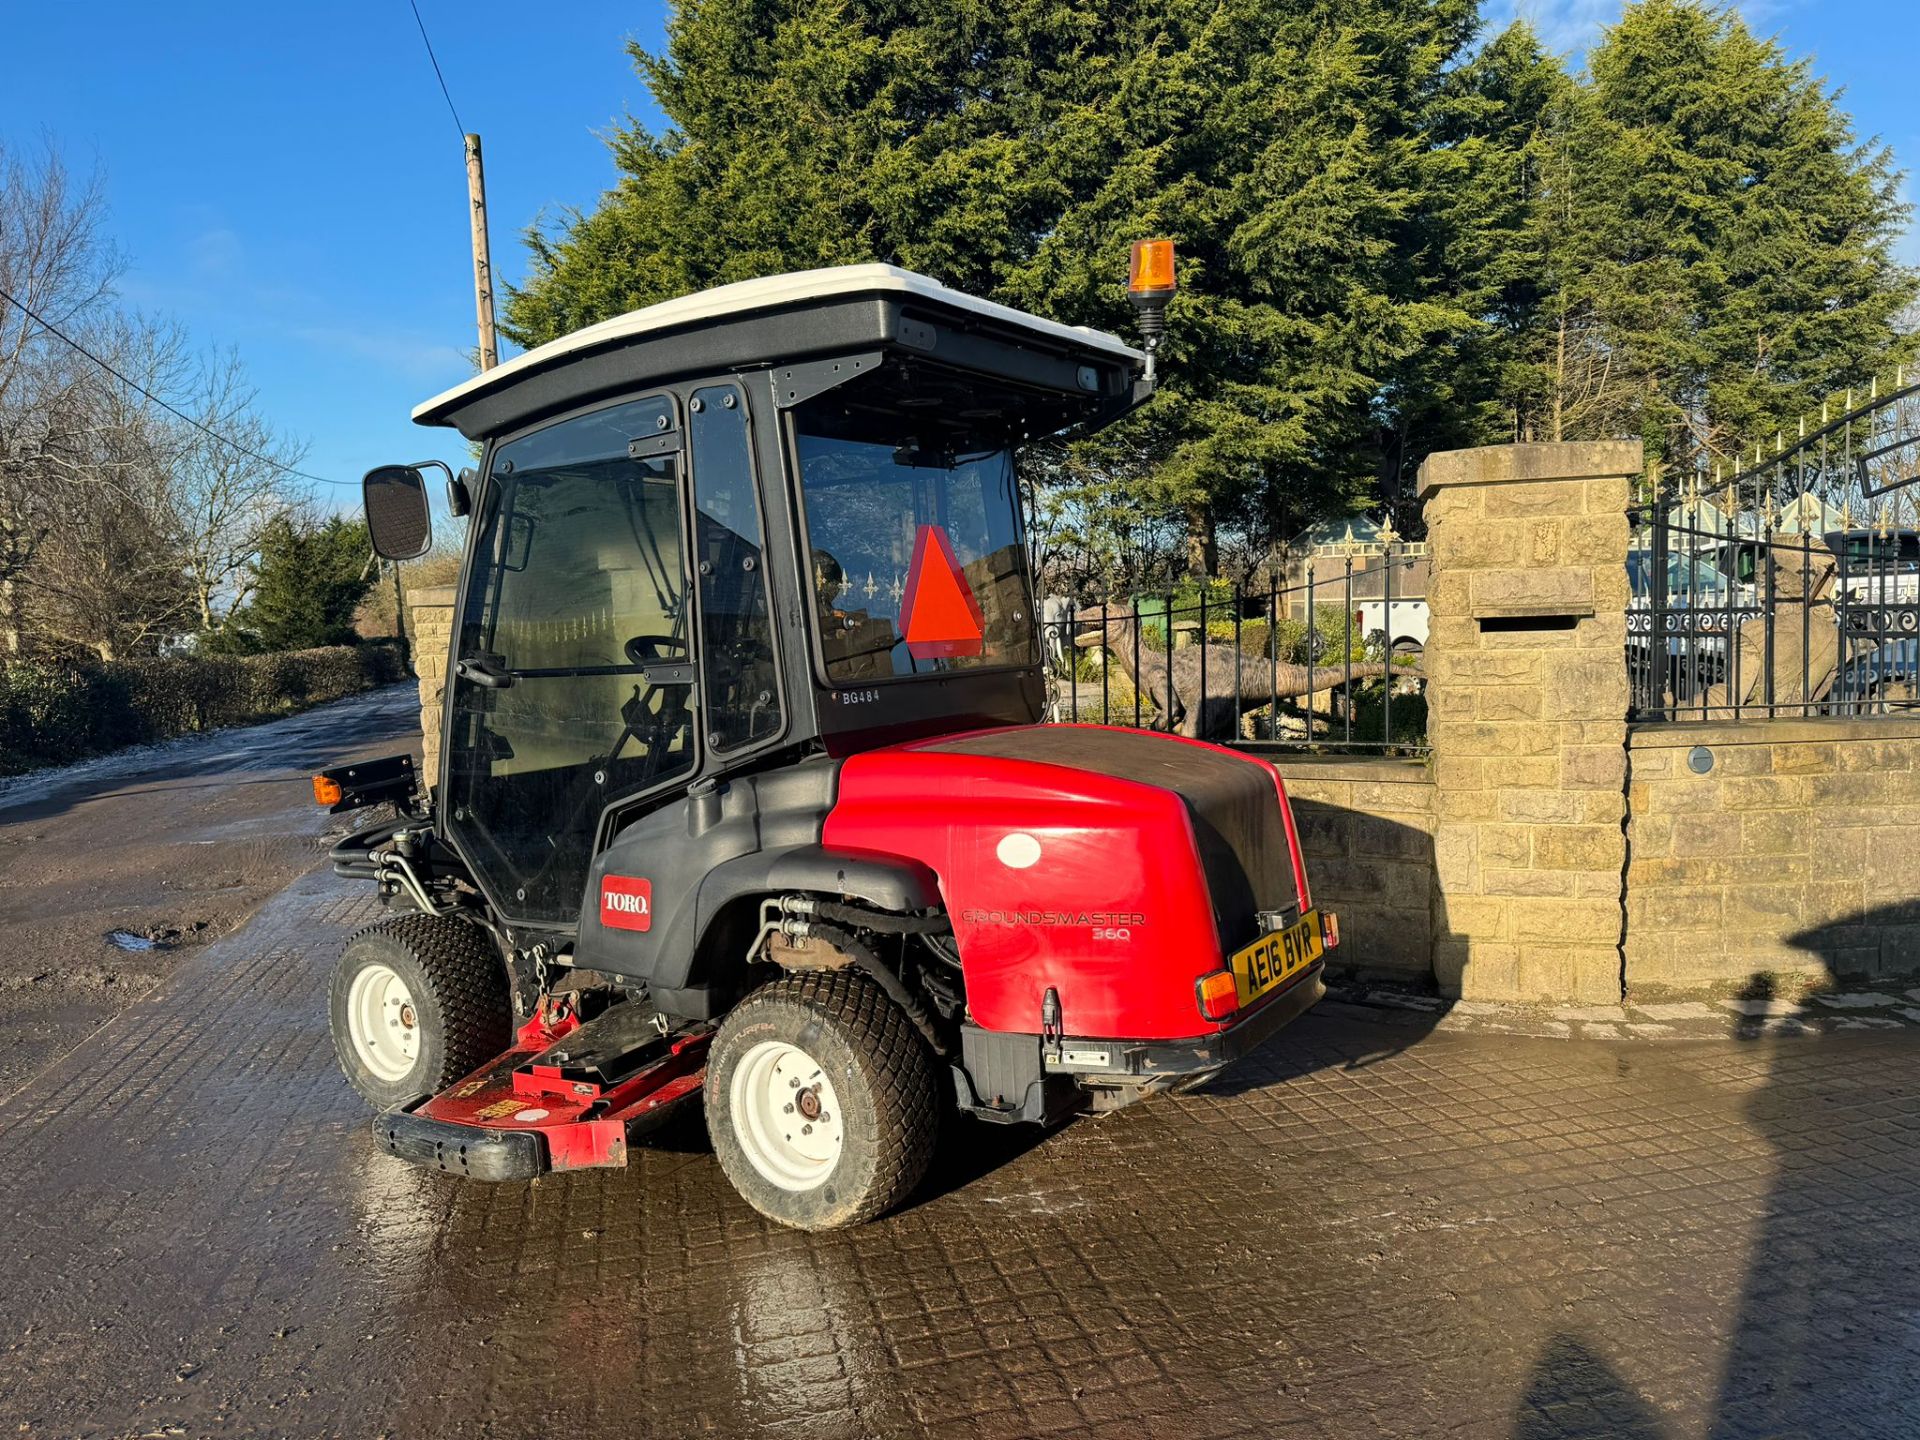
(1207, 798), (1451, 1096)
(1507, 907), (1920, 1437)
(1513, 1334), (1671, 1438)
(1708, 919), (1920, 1436)
(905, 1113), (1054, 1213)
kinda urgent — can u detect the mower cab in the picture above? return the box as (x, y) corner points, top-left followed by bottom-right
(324, 258), (1334, 1230)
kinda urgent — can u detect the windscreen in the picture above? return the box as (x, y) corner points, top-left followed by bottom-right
(794, 406), (1036, 684)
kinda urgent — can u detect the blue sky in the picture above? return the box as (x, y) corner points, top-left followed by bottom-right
(3, 1), (1917, 511)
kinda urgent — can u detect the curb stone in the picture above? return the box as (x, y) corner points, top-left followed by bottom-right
(1323, 980), (1920, 1042)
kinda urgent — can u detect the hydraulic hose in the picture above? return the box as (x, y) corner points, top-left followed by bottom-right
(805, 920), (951, 1057)
(800, 899), (950, 935)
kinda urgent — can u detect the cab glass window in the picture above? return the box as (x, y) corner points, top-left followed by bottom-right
(794, 404), (1035, 684)
(446, 394), (696, 922)
(689, 385), (781, 749)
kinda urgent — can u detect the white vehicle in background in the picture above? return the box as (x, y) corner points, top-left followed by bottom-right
(1357, 598), (1428, 655)
(1709, 529), (1920, 605)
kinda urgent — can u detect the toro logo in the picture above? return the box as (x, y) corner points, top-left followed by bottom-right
(600, 875), (653, 932)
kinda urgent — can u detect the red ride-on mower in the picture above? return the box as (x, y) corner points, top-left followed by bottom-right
(321, 245), (1336, 1230)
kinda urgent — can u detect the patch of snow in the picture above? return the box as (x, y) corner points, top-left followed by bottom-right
(1631, 1002), (1719, 1021)
(1719, 998), (1806, 1018)
(1812, 992), (1898, 1009)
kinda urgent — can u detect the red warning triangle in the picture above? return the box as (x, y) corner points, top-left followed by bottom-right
(899, 524), (986, 659)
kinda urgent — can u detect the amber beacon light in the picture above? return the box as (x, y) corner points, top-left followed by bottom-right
(1127, 238), (1176, 384)
(1128, 238), (1177, 300)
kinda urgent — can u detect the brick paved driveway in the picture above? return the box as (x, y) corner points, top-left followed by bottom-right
(1, 869), (1915, 1439)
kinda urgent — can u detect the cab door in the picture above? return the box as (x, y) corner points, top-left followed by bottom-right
(442, 393), (698, 926)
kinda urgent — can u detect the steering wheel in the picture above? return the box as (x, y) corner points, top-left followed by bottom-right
(625, 633), (687, 667)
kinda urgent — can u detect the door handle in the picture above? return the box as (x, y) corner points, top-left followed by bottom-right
(456, 655), (515, 689)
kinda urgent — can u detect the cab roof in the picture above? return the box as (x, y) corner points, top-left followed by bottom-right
(413, 264), (1144, 433)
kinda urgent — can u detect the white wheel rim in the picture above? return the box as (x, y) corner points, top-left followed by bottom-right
(346, 963), (421, 1083)
(729, 1039), (844, 1193)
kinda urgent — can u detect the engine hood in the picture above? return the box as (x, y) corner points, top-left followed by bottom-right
(822, 725), (1308, 1039)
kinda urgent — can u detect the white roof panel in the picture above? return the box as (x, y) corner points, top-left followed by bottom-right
(413, 263), (1143, 424)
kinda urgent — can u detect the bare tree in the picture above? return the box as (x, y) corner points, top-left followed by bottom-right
(165, 348), (301, 632)
(0, 140), (121, 652)
(1, 140), (310, 660)
(22, 311), (197, 660)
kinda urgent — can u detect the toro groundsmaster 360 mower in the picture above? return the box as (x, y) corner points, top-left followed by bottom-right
(322, 245), (1336, 1229)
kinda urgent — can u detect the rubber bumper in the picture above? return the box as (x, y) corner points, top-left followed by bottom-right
(375, 1109), (546, 1181)
(1048, 964), (1327, 1082)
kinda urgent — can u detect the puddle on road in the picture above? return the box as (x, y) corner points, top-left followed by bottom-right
(104, 921), (210, 952)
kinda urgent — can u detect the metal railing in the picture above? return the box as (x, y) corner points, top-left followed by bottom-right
(1039, 546), (1429, 751)
(1628, 489), (1920, 720)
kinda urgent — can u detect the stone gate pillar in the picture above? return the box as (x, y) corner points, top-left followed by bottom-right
(1419, 441), (1640, 1003)
(406, 585), (457, 793)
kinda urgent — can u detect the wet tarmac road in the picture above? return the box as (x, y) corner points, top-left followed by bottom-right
(1, 855), (1916, 1439)
(0, 684), (420, 1100)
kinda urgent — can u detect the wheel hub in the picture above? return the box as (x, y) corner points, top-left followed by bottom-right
(345, 963), (422, 1083)
(729, 1040), (843, 1192)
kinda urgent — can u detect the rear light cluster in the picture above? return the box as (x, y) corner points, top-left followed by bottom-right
(1194, 909), (1341, 1024)
(1195, 970), (1238, 1023)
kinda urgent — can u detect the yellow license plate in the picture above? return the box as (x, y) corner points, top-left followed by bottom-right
(1231, 911), (1323, 1006)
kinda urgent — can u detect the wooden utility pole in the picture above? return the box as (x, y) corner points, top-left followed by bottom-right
(392, 560), (409, 658)
(464, 132), (499, 372)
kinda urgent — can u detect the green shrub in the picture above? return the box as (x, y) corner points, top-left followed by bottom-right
(1269, 617), (1310, 663)
(0, 643), (406, 777)
(1342, 683), (1429, 747)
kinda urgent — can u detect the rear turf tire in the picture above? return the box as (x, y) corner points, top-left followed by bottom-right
(706, 971), (939, 1230)
(328, 915), (511, 1112)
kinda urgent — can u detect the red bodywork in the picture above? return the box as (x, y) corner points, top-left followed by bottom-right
(414, 1006), (708, 1171)
(823, 724), (1310, 1040)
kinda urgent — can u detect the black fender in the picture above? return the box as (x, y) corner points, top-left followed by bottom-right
(573, 758), (943, 1019)
(754, 845), (940, 912)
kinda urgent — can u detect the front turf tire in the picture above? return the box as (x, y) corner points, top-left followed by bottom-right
(706, 971), (939, 1230)
(328, 915), (511, 1112)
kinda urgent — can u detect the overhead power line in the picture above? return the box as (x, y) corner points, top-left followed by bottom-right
(0, 282), (355, 489)
(408, 0), (467, 140)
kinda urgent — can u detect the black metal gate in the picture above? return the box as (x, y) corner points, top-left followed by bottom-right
(1629, 379), (1920, 720)
(1039, 536), (1429, 751)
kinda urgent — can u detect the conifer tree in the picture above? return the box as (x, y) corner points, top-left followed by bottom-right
(213, 515), (374, 654)
(502, 0), (1919, 565)
(1535, 0), (1916, 468)
(504, 0), (1496, 577)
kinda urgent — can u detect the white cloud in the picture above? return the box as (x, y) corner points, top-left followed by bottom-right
(1483, 0), (1792, 61)
(188, 226), (244, 279)
(1898, 170), (1920, 269)
(1483, 0), (1623, 56)
(290, 324), (470, 383)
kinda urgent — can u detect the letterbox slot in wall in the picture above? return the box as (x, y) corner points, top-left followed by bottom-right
(1477, 614), (1579, 634)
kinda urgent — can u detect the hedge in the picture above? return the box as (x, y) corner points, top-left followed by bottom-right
(0, 643), (407, 776)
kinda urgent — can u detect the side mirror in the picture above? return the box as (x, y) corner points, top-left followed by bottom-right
(363, 464), (433, 560)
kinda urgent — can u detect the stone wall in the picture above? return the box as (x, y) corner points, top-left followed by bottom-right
(1419, 441), (1640, 1004)
(407, 585), (456, 792)
(1268, 754), (1435, 982)
(1625, 717), (1920, 992)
